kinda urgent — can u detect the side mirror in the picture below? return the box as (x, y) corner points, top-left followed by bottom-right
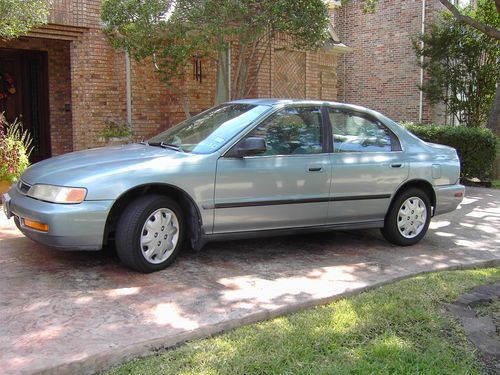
(226, 136), (267, 158)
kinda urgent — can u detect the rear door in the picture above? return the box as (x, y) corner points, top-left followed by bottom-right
(327, 107), (409, 224)
(213, 105), (332, 233)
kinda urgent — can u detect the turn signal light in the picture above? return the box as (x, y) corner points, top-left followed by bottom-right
(23, 218), (49, 232)
(65, 189), (87, 203)
(454, 192), (463, 198)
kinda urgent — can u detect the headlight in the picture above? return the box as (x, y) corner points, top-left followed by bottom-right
(27, 184), (87, 204)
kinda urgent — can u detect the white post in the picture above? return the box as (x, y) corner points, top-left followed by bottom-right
(419, 0), (426, 123)
(125, 52), (132, 125)
(227, 46), (232, 100)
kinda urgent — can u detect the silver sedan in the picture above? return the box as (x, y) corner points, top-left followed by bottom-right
(2, 99), (464, 272)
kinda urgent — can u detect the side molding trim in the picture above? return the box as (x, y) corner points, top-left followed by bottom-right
(204, 194), (391, 209)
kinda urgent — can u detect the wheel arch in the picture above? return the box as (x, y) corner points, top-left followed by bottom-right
(388, 179), (436, 217)
(103, 183), (203, 249)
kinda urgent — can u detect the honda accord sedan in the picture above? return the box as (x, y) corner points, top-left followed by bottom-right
(2, 99), (464, 272)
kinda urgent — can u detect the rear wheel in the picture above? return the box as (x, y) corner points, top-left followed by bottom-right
(116, 195), (184, 272)
(381, 188), (431, 246)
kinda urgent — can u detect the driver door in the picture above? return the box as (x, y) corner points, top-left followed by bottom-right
(213, 105), (332, 233)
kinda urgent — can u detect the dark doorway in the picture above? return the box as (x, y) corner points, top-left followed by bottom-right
(0, 48), (51, 162)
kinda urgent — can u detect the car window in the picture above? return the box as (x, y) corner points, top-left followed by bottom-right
(248, 106), (324, 156)
(329, 108), (400, 153)
(148, 104), (270, 154)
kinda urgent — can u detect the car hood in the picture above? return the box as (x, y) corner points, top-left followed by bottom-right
(21, 144), (190, 186)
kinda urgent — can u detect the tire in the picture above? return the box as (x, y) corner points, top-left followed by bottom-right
(381, 188), (431, 246)
(115, 195), (184, 273)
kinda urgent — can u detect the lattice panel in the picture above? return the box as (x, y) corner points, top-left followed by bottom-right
(48, 0), (86, 27)
(272, 50), (306, 99)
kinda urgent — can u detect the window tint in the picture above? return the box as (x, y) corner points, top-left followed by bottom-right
(248, 106), (323, 156)
(329, 108), (399, 153)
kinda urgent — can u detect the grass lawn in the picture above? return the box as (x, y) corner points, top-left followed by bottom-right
(106, 268), (500, 375)
(492, 180), (500, 189)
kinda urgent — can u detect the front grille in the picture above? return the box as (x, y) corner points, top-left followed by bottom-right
(17, 180), (31, 194)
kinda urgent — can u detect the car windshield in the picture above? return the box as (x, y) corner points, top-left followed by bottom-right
(148, 103), (271, 154)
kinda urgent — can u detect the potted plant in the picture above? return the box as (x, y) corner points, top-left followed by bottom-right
(97, 120), (133, 146)
(0, 113), (33, 197)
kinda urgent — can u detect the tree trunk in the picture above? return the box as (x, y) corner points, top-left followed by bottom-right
(215, 49), (229, 105)
(180, 94), (191, 119)
(487, 71), (500, 178)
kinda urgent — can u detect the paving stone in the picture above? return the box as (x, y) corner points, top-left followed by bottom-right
(473, 283), (500, 298)
(467, 332), (500, 358)
(445, 303), (476, 319)
(456, 294), (479, 306)
(462, 316), (496, 336)
(452, 279), (500, 365)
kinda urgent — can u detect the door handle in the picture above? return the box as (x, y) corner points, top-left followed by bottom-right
(390, 163), (403, 168)
(308, 167), (323, 172)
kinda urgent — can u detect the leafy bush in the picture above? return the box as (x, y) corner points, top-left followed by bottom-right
(98, 120), (132, 139)
(0, 114), (33, 182)
(404, 124), (500, 181)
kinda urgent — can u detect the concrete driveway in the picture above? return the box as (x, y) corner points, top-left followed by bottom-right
(1, 186), (499, 375)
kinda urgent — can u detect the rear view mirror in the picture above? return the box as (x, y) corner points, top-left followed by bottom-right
(226, 136), (267, 158)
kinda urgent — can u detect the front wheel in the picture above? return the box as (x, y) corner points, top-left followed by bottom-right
(115, 195), (184, 272)
(381, 188), (431, 246)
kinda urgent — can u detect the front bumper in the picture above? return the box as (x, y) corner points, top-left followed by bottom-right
(434, 183), (465, 216)
(4, 185), (114, 251)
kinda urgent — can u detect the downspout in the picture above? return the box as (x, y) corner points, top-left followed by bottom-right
(343, 54), (347, 102)
(419, 0), (426, 123)
(125, 52), (132, 125)
(227, 46), (232, 100)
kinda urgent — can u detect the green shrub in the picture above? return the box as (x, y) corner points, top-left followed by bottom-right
(404, 124), (500, 181)
(0, 114), (33, 183)
(98, 120), (132, 139)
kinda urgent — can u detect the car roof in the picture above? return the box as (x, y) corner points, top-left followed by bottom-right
(229, 98), (375, 114)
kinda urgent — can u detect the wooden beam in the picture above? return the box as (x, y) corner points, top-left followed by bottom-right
(28, 23), (88, 41)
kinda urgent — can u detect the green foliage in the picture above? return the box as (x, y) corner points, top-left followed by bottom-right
(413, 0), (500, 127)
(0, 0), (48, 40)
(405, 123), (500, 181)
(0, 114), (32, 182)
(101, 0), (209, 86)
(101, 0), (330, 100)
(98, 120), (132, 139)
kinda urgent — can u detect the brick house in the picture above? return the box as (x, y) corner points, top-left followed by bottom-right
(334, 0), (449, 124)
(0, 0), (349, 161)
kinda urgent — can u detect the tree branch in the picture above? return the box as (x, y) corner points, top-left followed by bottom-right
(438, 0), (500, 40)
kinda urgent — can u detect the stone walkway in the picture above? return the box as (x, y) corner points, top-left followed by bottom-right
(446, 282), (500, 373)
(0, 187), (499, 375)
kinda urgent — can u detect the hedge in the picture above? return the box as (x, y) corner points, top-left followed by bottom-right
(404, 124), (500, 181)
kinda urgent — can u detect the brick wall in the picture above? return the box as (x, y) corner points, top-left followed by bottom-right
(0, 38), (72, 156)
(130, 57), (217, 139)
(335, 0), (443, 123)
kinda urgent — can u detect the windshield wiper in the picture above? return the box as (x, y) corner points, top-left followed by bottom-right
(146, 141), (184, 152)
